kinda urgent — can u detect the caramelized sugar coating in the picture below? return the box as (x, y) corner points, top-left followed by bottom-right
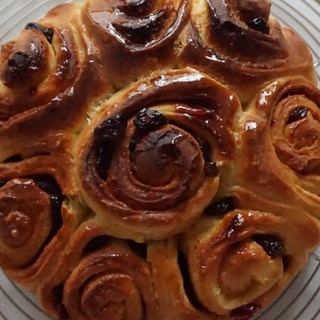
(0, 1), (319, 320)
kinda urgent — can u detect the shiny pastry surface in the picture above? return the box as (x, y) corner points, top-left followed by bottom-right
(0, 0), (319, 320)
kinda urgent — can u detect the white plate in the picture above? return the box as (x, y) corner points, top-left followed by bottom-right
(0, 1), (319, 320)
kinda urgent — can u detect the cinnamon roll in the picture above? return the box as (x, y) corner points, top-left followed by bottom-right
(76, 68), (241, 242)
(0, 0), (319, 319)
(235, 76), (320, 220)
(82, 0), (191, 88)
(0, 3), (108, 137)
(177, 0), (316, 103)
(0, 133), (82, 291)
(149, 197), (320, 319)
(38, 222), (160, 320)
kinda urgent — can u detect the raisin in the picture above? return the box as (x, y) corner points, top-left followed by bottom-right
(32, 174), (62, 195)
(230, 303), (261, 320)
(118, 0), (153, 17)
(4, 155), (23, 163)
(29, 174), (64, 233)
(247, 16), (270, 34)
(83, 236), (110, 255)
(26, 175), (64, 265)
(205, 161), (219, 177)
(25, 22), (54, 43)
(128, 240), (148, 259)
(6, 51), (33, 78)
(112, 10), (167, 44)
(50, 195), (64, 224)
(204, 197), (236, 216)
(253, 234), (284, 257)
(0, 181), (7, 188)
(94, 114), (127, 142)
(219, 21), (241, 34)
(286, 107), (308, 124)
(198, 138), (212, 162)
(133, 109), (168, 133)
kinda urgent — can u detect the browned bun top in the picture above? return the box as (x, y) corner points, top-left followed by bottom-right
(0, 1), (319, 320)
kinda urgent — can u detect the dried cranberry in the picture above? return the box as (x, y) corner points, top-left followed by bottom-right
(230, 303), (261, 320)
(25, 22), (54, 43)
(133, 109), (168, 133)
(253, 234), (284, 257)
(204, 197), (236, 216)
(247, 16), (270, 34)
(286, 107), (308, 124)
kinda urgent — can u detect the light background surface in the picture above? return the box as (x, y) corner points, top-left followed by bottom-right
(0, 0), (319, 319)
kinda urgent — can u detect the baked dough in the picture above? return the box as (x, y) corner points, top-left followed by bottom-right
(0, 0), (319, 319)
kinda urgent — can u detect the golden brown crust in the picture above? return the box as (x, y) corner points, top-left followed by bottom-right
(82, 0), (191, 89)
(0, 1), (319, 320)
(177, 0), (316, 104)
(232, 77), (320, 220)
(0, 133), (83, 291)
(37, 223), (161, 320)
(75, 68), (241, 242)
(0, 3), (110, 138)
(180, 207), (319, 316)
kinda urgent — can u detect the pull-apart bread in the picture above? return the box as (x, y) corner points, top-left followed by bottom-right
(0, 0), (320, 319)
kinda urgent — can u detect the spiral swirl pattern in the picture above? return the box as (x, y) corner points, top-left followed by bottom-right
(181, 207), (319, 316)
(76, 69), (241, 241)
(82, 0), (190, 89)
(269, 78), (320, 174)
(0, 178), (52, 268)
(60, 240), (160, 320)
(0, 3), (108, 135)
(0, 1), (319, 320)
(177, 0), (316, 103)
(236, 77), (320, 220)
(84, 0), (189, 51)
(0, 133), (81, 292)
(149, 197), (320, 320)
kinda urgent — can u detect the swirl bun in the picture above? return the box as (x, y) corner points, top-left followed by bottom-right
(82, 0), (190, 89)
(177, 0), (316, 103)
(0, 0), (319, 320)
(76, 68), (240, 241)
(235, 77), (320, 220)
(0, 3), (109, 136)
